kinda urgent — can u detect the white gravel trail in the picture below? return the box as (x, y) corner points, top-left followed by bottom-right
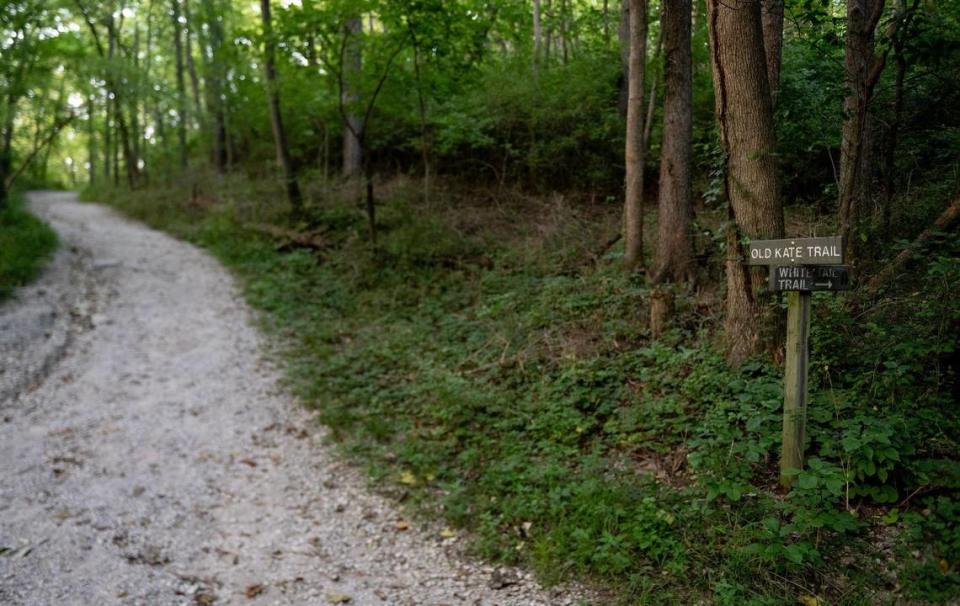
(0, 193), (591, 606)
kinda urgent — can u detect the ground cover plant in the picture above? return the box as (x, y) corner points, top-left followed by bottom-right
(88, 171), (960, 605)
(0, 193), (58, 302)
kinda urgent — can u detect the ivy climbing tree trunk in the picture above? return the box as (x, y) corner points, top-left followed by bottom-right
(706, 0), (784, 365)
(260, 0), (303, 217)
(622, 0), (646, 271)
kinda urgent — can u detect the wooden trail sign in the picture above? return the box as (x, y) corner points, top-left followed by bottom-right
(746, 236), (842, 265)
(770, 265), (851, 292)
(745, 236), (848, 488)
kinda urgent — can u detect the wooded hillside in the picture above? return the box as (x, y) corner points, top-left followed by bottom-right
(2, 0), (959, 603)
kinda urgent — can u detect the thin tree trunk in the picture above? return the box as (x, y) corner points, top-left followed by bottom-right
(652, 0), (694, 284)
(707, 0), (784, 365)
(104, 90), (112, 182)
(838, 0), (886, 264)
(533, 0), (543, 76)
(0, 93), (15, 210)
(623, 0), (647, 271)
(409, 25), (431, 203)
(202, 0), (228, 173)
(761, 0), (784, 107)
(261, 0), (303, 216)
(618, 0), (630, 117)
(87, 95), (97, 185)
(171, 0), (189, 169)
(184, 0), (203, 121)
(341, 16), (363, 177)
(882, 0), (918, 236)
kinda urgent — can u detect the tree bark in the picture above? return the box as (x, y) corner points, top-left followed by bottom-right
(261, 0), (303, 216)
(202, 0), (228, 173)
(341, 17), (363, 177)
(623, 0), (647, 271)
(87, 95), (97, 186)
(618, 0), (630, 117)
(171, 0), (189, 169)
(707, 0), (784, 365)
(838, 0), (885, 264)
(761, 0), (784, 107)
(533, 0), (543, 76)
(652, 0), (694, 284)
(184, 0), (204, 120)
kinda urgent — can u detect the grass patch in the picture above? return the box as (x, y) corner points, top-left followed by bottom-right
(89, 173), (960, 605)
(0, 193), (58, 301)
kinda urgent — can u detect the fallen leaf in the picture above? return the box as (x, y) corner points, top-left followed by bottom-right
(244, 584), (265, 598)
(395, 520), (410, 531)
(440, 528), (456, 539)
(798, 596), (822, 606)
(399, 471), (417, 485)
(326, 594), (352, 604)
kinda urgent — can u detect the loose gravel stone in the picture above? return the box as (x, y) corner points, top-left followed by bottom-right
(0, 192), (596, 606)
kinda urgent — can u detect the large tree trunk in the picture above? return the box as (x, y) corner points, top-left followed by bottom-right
(261, 0), (303, 216)
(171, 0), (189, 169)
(341, 17), (363, 177)
(838, 0), (885, 264)
(707, 0), (784, 365)
(761, 0), (784, 107)
(652, 0), (694, 284)
(622, 0), (647, 271)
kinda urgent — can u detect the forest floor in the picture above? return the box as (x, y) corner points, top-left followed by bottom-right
(0, 192), (593, 606)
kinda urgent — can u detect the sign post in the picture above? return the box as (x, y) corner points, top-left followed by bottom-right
(746, 237), (848, 488)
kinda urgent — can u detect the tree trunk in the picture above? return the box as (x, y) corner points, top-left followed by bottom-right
(341, 17), (363, 177)
(87, 95), (97, 186)
(838, 0), (885, 264)
(261, 0), (303, 216)
(706, 0), (784, 365)
(618, 0), (630, 117)
(184, 0), (204, 120)
(533, 0), (543, 76)
(652, 0), (694, 284)
(202, 0), (228, 173)
(104, 90), (112, 182)
(0, 94), (14, 211)
(623, 0), (647, 271)
(171, 0), (189, 169)
(761, 0), (784, 107)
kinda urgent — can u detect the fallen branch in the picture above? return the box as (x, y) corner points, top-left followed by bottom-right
(864, 193), (960, 294)
(247, 223), (328, 251)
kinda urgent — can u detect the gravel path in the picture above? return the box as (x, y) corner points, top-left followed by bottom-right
(0, 192), (591, 606)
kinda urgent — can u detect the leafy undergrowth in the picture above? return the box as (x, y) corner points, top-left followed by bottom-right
(88, 174), (959, 605)
(0, 193), (58, 302)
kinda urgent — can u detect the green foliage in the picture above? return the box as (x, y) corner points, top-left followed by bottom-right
(96, 168), (960, 603)
(0, 194), (58, 301)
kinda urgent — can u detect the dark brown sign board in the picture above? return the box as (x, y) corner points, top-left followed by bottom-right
(747, 236), (843, 265)
(769, 265), (852, 292)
